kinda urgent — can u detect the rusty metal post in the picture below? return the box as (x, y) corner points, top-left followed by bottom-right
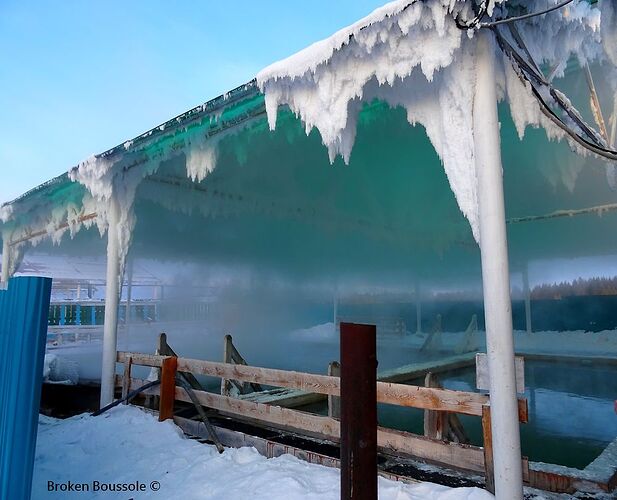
(159, 356), (177, 421)
(340, 322), (377, 500)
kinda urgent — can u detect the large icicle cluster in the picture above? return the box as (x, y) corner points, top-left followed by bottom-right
(257, 0), (608, 242)
(1, 0), (612, 278)
(68, 152), (161, 277)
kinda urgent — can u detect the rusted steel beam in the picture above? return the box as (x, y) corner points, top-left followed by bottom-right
(159, 356), (177, 422)
(340, 322), (377, 500)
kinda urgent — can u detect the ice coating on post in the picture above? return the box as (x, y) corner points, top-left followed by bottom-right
(257, 0), (604, 243)
(69, 156), (144, 280)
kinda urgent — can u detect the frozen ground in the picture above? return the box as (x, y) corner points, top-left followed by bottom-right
(32, 405), (493, 500)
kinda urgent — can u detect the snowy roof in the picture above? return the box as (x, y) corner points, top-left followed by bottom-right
(1, 0), (616, 292)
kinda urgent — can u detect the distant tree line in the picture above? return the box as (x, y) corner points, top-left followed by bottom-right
(531, 276), (617, 299)
(429, 276), (617, 302)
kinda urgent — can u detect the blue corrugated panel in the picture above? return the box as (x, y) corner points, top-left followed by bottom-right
(0, 277), (52, 500)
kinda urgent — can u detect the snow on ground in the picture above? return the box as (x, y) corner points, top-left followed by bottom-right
(32, 405), (493, 500)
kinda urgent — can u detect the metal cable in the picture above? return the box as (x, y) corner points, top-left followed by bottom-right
(480, 0), (575, 27)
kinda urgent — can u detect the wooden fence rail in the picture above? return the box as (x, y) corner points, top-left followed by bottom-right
(115, 350), (529, 489)
(116, 351), (528, 421)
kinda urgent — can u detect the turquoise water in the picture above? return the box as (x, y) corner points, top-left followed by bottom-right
(202, 333), (616, 469)
(375, 360), (617, 469)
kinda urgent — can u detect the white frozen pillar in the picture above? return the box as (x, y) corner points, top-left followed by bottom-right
(522, 265), (532, 334)
(1, 238), (9, 288)
(100, 197), (121, 408)
(474, 30), (523, 499)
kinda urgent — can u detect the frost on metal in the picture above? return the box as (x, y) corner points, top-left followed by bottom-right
(0, 204), (13, 224)
(1, 0), (612, 276)
(257, 0), (606, 242)
(68, 153), (158, 278)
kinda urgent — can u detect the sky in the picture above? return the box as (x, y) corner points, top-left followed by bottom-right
(0, 0), (386, 204)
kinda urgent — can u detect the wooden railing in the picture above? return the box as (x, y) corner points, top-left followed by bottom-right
(115, 350), (529, 491)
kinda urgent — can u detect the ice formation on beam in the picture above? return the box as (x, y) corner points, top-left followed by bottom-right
(257, 0), (607, 242)
(0, 0), (612, 276)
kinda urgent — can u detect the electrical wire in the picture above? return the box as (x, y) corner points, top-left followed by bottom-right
(92, 380), (161, 416)
(492, 26), (617, 161)
(480, 0), (575, 27)
(455, 1), (489, 30)
(453, 1), (617, 161)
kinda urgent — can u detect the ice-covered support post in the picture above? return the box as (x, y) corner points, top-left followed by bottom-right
(522, 265), (532, 334)
(1, 238), (10, 289)
(474, 30), (523, 499)
(340, 322), (377, 500)
(100, 196), (122, 408)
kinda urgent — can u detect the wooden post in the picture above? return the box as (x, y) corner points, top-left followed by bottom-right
(159, 356), (177, 421)
(340, 322), (377, 500)
(121, 356), (133, 403)
(424, 372), (448, 440)
(221, 334), (233, 396)
(482, 404), (495, 494)
(159, 333), (206, 392)
(220, 334), (262, 395)
(328, 361), (340, 419)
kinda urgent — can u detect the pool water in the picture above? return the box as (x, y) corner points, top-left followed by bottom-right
(182, 328), (617, 469)
(248, 337), (617, 469)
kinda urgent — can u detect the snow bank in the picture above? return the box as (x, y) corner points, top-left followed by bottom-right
(289, 322), (336, 342)
(257, 0), (605, 242)
(42, 354), (79, 385)
(33, 405), (494, 499)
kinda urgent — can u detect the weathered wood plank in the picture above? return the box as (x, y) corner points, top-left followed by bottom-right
(121, 356), (132, 403)
(175, 385), (487, 473)
(424, 372), (448, 439)
(328, 361), (341, 419)
(476, 353), (525, 394)
(482, 405), (495, 494)
(178, 357), (340, 397)
(239, 388), (325, 408)
(378, 352), (477, 383)
(376, 427), (485, 473)
(178, 356), (490, 415)
(118, 351), (162, 367)
(119, 351), (527, 419)
(221, 334), (234, 396)
(378, 381), (488, 416)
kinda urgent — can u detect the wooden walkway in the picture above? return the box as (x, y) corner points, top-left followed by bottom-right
(239, 352), (477, 408)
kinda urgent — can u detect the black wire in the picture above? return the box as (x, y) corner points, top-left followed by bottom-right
(481, 0), (575, 27)
(455, 1), (488, 30)
(495, 28), (605, 146)
(91, 380), (161, 416)
(492, 27), (617, 161)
